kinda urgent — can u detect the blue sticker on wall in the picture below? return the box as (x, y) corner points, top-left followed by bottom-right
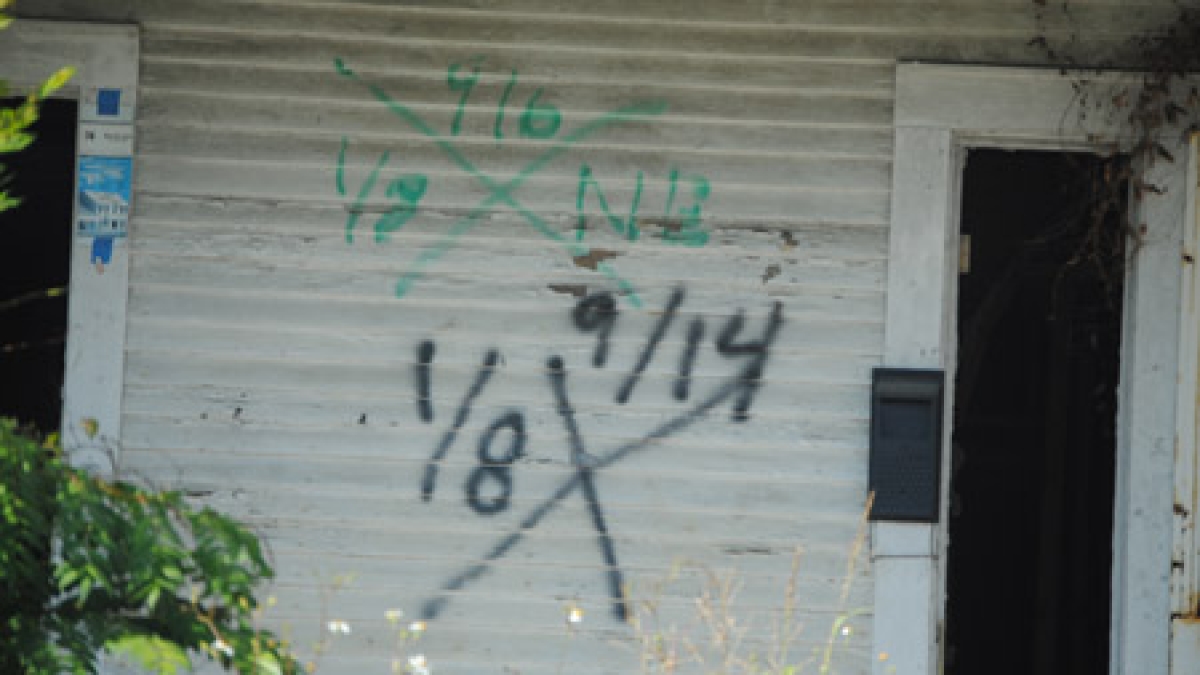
(97, 88), (121, 117)
(91, 236), (115, 266)
(77, 156), (131, 239)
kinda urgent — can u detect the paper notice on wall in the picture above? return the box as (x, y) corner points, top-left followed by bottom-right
(76, 156), (132, 266)
(79, 122), (134, 156)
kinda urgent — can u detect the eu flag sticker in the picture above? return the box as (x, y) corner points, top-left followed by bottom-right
(97, 88), (121, 117)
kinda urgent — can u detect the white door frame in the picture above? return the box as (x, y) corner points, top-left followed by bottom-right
(875, 63), (1193, 675)
(1170, 136), (1200, 669)
(0, 20), (139, 473)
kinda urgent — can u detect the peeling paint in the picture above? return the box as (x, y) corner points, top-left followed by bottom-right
(723, 545), (775, 556)
(780, 230), (799, 250)
(761, 263), (781, 284)
(572, 248), (620, 271)
(548, 283), (588, 298)
(639, 216), (678, 232)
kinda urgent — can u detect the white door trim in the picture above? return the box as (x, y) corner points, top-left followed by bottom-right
(1169, 136), (1200, 670)
(0, 20), (139, 474)
(876, 62), (1192, 675)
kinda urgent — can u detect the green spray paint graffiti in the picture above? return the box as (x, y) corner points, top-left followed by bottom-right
(576, 164), (643, 242)
(574, 165), (710, 246)
(334, 57), (711, 305)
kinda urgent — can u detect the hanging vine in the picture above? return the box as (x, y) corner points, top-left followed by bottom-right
(1025, 2), (1200, 306)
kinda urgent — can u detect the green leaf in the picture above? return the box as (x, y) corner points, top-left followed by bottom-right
(105, 635), (191, 675)
(0, 132), (33, 153)
(56, 567), (82, 589)
(255, 652), (284, 675)
(38, 66), (75, 98)
(14, 101), (36, 128)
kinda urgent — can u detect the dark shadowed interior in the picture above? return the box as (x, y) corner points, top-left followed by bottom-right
(0, 98), (76, 432)
(945, 149), (1124, 675)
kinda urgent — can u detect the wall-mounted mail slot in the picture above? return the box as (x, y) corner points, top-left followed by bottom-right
(869, 368), (944, 522)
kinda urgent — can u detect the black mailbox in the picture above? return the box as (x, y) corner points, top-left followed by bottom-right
(869, 368), (944, 522)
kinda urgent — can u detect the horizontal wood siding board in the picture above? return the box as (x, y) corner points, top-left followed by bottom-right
(102, 0), (1171, 35)
(9, 0), (1186, 672)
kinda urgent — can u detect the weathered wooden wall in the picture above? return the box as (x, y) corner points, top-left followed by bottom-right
(12, 1), (1184, 672)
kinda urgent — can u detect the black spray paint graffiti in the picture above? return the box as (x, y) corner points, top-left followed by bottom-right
(417, 289), (784, 622)
(419, 349), (500, 503)
(415, 339), (436, 423)
(676, 318), (706, 402)
(546, 356), (625, 618)
(571, 292), (617, 368)
(614, 287), (685, 405)
(465, 411), (527, 515)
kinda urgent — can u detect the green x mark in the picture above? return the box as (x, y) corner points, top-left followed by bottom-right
(335, 59), (670, 308)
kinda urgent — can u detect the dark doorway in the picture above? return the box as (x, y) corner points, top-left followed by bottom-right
(944, 149), (1125, 675)
(0, 98), (77, 432)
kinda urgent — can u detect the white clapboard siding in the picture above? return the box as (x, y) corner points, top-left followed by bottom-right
(14, 0), (1185, 673)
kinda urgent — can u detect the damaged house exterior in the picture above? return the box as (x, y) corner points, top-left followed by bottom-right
(4, 1), (1200, 673)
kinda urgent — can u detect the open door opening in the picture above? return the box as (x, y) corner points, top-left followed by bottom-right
(0, 98), (78, 433)
(944, 149), (1125, 675)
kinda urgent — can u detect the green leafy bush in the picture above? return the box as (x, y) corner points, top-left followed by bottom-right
(0, 419), (304, 675)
